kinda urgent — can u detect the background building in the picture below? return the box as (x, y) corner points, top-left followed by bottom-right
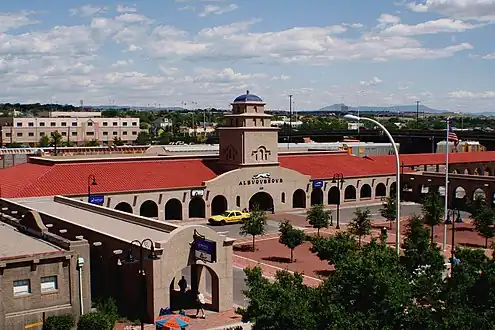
(0, 111), (140, 146)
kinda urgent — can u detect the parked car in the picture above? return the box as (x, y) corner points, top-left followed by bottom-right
(208, 210), (251, 225)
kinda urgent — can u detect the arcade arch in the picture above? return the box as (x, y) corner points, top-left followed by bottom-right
(464, 168), (471, 175)
(311, 188), (324, 205)
(115, 202), (133, 213)
(360, 184), (372, 199)
(455, 186), (466, 199)
(189, 197), (206, 219)
(485, 168), (493, 176)
(165, 198), (182, 220)
(328, 186), (340, 205)
(473, 188), (487, 201)
(390, 182), (397, 196)
(344, 185), (357, 201)
(292, 189), (306, 209)
(249, 192), (273, 211)
(139, 200), (158, 218)
(375, 183), (386, 197)
(211, 195), (228, 215)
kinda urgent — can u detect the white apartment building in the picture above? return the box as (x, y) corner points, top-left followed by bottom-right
(0, 111), (141, 146)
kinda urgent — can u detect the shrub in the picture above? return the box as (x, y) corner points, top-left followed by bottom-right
(95, 297), (119, 326)
(77, 312), (111, 330)
(43, 314), (75, 330)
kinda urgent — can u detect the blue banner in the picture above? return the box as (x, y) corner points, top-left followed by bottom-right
(195, 239), (217, 262)
(88, 195), (104, 205)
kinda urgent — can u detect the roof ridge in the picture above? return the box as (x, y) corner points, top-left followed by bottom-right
(55, 158), (206, 166)
(14, 165), (58, 198)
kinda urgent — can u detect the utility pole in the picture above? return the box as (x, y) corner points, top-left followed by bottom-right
(416, 101), (420, 128)
(288, 94), (293, 149)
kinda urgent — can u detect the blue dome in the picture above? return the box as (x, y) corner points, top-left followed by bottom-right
(233, 91), (263, 103)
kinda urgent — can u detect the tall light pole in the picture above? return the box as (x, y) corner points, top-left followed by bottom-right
(344, 114), (401, 255)
(288, 94), (293, 149)
(87, 174), (97, 202)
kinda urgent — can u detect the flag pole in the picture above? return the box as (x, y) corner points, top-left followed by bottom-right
(443, 118), (449, 251)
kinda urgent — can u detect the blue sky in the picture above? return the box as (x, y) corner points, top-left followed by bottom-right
(1, 0), (494, 112)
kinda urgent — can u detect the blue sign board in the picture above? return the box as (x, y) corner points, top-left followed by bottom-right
(312, 180), (324, 188)
(195, 239), (217, 263)
(88, 195), (104, 205)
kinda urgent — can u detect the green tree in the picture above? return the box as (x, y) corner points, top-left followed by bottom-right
(421, 190), (444, 244)
(310, 231), (358, 266)
(77, 312), (112, 330)
(467, 195), (487, 218)
(347, 208), (372, 246)
(236, 267), (318, 330)
(135, 131), (151, 145)
(306, 204), (331, 236)
(83, 139), (100, 147)
(113, 137), (124, 146)
(239, 206), (267, 251)
(50, 131), (63, 148)
(471, 205), (495, 248)
(279, 221), (306, 263)
(38, 135), (50, 147)
(380, 195), (396, 230)
(42, 314), (74, 330)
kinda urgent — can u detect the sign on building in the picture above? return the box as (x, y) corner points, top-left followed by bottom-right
(88, 195), (104, 205)
(191, 189), (205, 197)
(312, 180), (324, 188)
(194, 239), (217, 263)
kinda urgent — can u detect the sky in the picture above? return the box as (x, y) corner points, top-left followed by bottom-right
(0, 0), (494, 112)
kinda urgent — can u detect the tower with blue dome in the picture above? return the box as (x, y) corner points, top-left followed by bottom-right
(218, 91), (279, 168)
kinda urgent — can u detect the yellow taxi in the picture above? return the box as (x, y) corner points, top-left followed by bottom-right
(208, 210), (251, 226)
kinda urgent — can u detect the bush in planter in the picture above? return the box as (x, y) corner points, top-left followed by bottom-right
(43, 314), (75, 330)
(77, 312), (111, 330)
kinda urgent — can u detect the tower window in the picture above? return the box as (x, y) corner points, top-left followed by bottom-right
(254, 106), (258, 112)
(281, 192), (286, 203)
(236, 196), (241, 207)
(253, 119), (257, 126)
(261, 119), (264, 127)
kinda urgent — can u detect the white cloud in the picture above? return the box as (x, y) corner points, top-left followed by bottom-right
(115, 13), (152, 23)
(199, 4), (238, 17)
(407, 0), (495, 21)
(0, 11), (38, 33)
(69, 5), (107, 17)
(449, 90), (495, 99)
(360, 77), (383, 87)
(377, 14), (401, 27)
(482, 52), (495, 60)
(116, 5), (137, 13)
(111, 59), (133, 68)
(381, 18), (482, 36)
(198, 19), (262, 37)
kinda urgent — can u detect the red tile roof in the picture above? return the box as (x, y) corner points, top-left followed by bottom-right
(0, 159), (221, 198)
(2, 151), (495, 198)
(372, 151), (495, 167)
(279, 153), (403, 180)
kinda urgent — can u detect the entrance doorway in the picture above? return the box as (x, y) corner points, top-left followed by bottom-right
(211, 195), (228, 215)
(310, 188), (323, 205)
(249, 192), (274, 212)
(292, 189), (306, 208)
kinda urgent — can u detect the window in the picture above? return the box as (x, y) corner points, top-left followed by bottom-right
(281, 192), (286, 203)
(41, 276), (57, 293)
(112, 131), (118, 136)
(102, 122), (108, 126)
(28, 122), (34, 127)
(13, 279), (31, 296)
(122, 122), (128, 127)
(122, 131), (127, 135)
(261, 119), (264, 127)
(5, 132), (11, 137)
(87, 122), (93, 127)
(50, 122), (56, 127)
(132, 122), (137, 126)
(236, 196), (241, 207)
(40, 132), (45, 136)
(71, 132), (77, 136)
(103, 131), (108, 136)
(132, 131), (137, 135)
(112, 122), (118, 126)
(71, 122), (77, 127)
(86, 132), (94, 136)
(61, 132), (66, 136)
(17, 132), (22, 137)
(28, 132), (34, 137)
(16, 122), (22, 127)
(61, 122), (67, 127)
(253, 119), (257, 126)
(39, 122), (45, 127)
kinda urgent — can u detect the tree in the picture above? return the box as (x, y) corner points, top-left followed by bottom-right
(310, 231), (358, 266)
(135, 131), (151, 145)
(347, 208), (372, 246)
(471, 205), (495, 248)
(306, 204), (331, 236)
(38, 135), (50, 147)
(279, 221), (306, 263)
(380, 195), (396, 230)
(239, 206), (267, 251)
(84, 139), (100, 147)
(421, 190), (444, 244)
(50, 130), (63, 148)
(467, 195), (487, 218)
(113, 137), (124, 146)
(237, 267), (318, 330)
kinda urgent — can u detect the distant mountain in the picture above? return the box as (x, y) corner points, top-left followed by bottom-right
(90, 105), (186, 111)
(318, 103), (447, 114)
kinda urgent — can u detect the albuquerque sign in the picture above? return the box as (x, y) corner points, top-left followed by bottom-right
(238, 172), (284, 186)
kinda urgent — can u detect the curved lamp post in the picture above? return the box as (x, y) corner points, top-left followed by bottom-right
(344, 114), (401, 255)
(124, 239), (160, 330)
(87, 174), (97, 202)
(331, 173), (344, 229)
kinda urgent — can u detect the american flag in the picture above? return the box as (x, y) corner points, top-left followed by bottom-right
(448, 119), (459, 147)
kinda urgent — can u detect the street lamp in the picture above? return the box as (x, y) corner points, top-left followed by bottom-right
(331, 173), (344, 229)
(87, 175), (97, 202)
(344, 114), (401, 256)
(124, 239), (160, 330)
